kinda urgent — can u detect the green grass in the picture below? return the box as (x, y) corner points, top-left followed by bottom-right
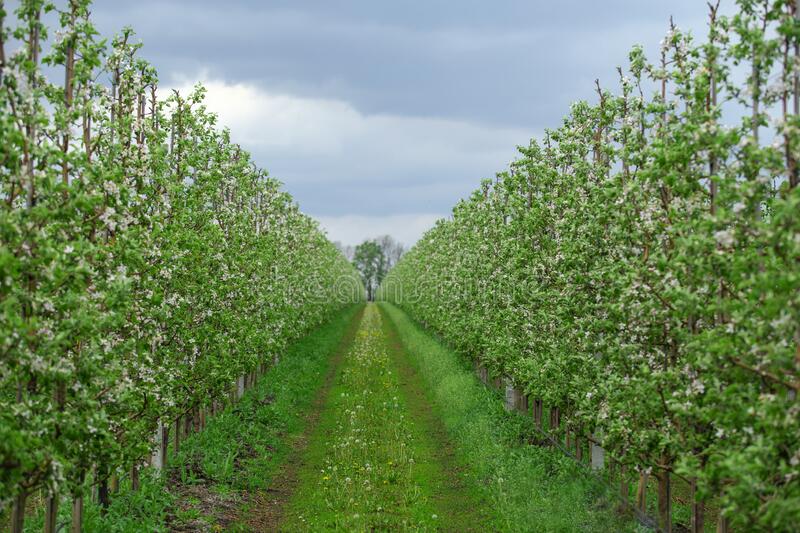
(21, 304), (362, 532)
(283, 304), (448, 530)
(18, 301), (638, 531)
(379, 302), (634, 533)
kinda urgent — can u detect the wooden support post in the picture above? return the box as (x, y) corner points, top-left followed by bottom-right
(151, 420), (170, 472)
(590, 437), (605, 470)
(237, 375), (245, 399)
(636, 471), (648, 512)
(716, 513), (729, 533)
(534, 399), (542, 429)
(575, 433), (583, 462)
(131, 464), (140, 491)
(71, 494), (83, 533)
(504, 379), (515, 411)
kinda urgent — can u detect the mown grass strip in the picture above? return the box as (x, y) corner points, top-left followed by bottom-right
(379, 302), (633, 533)
(284, 304), (448, 530)
(379, 303), (494, 532)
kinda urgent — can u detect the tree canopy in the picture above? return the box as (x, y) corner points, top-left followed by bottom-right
(352, 236), (404, 300)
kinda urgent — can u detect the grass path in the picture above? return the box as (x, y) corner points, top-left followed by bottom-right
(235, 305), (366, 530)
(379, 302), (631, 532)
(281, 304), (490, 531)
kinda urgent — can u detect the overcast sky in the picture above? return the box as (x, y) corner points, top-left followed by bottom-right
(89, 0), (725, 246)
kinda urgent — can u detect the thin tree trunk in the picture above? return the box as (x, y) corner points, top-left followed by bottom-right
(98, 473), (110, 511)
(12, 11), (42, 533)
(10, 491), (27, 533)
(61, 2), (76, 186)
(45, 492), (58, 533)
(791, 0), (800, 188)
(619, 465), (629, 512)
(0, 1), (5, 86)
(161, 422), (169, 469)
(707, 2), (719, 214)
(691, 477), (705, 533)
(175, 417), (181, 455)
(657, 467), (672, 532)
(131, 464), (140, 491)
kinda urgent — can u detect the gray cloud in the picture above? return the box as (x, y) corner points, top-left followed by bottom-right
(93, 1), (718, 127)
(76, 1), (734, 243)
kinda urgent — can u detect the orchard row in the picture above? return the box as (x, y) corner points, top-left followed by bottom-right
(382, 1), (800, 531)
(0, 1), (361, 531)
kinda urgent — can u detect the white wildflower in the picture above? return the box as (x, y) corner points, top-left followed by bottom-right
(714, 230), (734, 247)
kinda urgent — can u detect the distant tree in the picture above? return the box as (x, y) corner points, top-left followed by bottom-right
(352, 235), (405, 301)
(334, 241), (356, 261)
(376, 235), (405, 269)
(353, 240), (383, 301)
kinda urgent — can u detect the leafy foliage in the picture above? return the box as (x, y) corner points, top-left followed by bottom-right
(381, 1), (800, 530)
(0, 0), (362, 521)
(352, 235), (404, 301)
